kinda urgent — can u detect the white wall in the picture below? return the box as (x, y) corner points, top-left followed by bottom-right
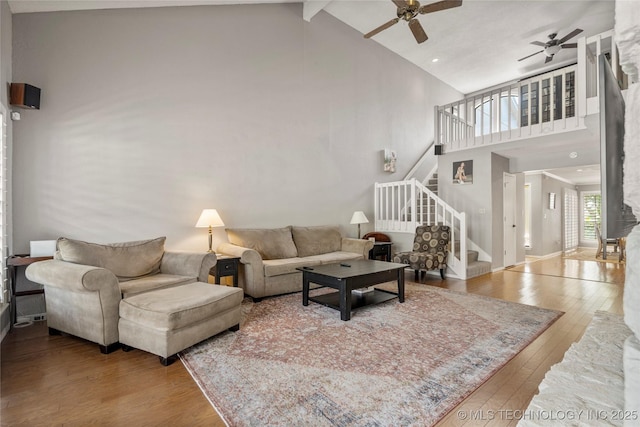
(525, 173), (577, 256)
(11, 4), (461, 252)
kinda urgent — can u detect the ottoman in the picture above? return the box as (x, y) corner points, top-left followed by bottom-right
(118, 282), (243, 365)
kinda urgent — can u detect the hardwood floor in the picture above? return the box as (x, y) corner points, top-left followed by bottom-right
(1, 254), (625, 426)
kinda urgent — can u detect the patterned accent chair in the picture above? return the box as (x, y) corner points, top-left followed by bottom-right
(393, 225), (450, 280)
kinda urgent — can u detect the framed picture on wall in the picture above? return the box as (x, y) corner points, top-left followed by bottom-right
(549, 192), (556, 209)
(453, 160), (473, 184)
(383, 149), (397, 173)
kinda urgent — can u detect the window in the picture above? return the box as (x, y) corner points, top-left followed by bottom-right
(474, 94), (519, 136)
(564, 189), (578, 251)
(582, 192), (601, 241)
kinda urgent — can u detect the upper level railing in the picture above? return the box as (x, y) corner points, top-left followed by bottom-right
(435, 65), (581, 151)
(374, 178), (467, 279)
(435, 30), (620, 153)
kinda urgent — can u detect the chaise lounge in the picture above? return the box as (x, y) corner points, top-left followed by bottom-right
(25, 236), (242, 363)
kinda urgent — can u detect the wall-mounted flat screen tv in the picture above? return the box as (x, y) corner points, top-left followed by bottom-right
(599, 54), (637, 239)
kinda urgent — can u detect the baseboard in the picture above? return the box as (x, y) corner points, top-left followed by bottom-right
(525, 250), (563, 260)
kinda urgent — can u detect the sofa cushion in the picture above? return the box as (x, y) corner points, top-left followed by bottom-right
(226, 226), (298, 260)
(119, 282), (243, 330)
(291, 225), (342, 257)
(302, 251), (364, 265)
(57, 236), (165, 280)
(263, 258), (323, 277)
(119, 274), (197, 298)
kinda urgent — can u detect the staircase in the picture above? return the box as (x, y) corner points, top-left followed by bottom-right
(425, 173), (438, 195)
(375, 174), (492, 280)
(458, 247), (492, 278)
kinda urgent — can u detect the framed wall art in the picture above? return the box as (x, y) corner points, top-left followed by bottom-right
(453, 160), (473, 184)
(383, 149), (397, 173)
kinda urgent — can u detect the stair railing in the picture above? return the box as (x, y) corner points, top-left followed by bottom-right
(374, 178), (467, 279)
(403, 140), (436, 182)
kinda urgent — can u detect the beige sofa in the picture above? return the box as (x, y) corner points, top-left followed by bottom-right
(26, 237), (216, 354)
(217, 225), (374, 301)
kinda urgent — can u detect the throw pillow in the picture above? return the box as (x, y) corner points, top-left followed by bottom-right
(57, 236), (166, 280)
(226, 226), (298, 260)
(291, 225), (342, 257)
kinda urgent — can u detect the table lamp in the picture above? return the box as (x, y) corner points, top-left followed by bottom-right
(195, 209), (225, 252)
(350, 211), (369, 239)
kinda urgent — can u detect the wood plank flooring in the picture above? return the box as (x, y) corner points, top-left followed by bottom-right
(1, 254), (625, 426)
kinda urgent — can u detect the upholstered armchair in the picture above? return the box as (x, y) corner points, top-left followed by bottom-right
(26, 237), (216, 354)
(393, 225), (450, 280)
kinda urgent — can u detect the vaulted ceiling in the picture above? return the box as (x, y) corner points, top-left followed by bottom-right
(8, 0), (613, 184)
(8, 0), (616, 94)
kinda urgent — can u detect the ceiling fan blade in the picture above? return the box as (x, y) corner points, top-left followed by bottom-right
(517, 50), (544, 61)
(408, 18), (428, 43)
(545, 55), (554, 64)
(419, 0), (462, 14)
(530, 41), (546, 47)
(392, 0), (409, 8)
(561, 43), (578, 49)
(364, 18), (400, 39)
(557, 28), (583, 44)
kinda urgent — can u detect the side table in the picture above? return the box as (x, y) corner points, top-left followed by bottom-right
(368, 242), (393, 262)
(212, 255), (240, 286)
(7, 254), (53, 327)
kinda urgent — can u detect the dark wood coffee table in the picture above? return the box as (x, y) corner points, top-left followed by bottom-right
(298, 259), (406, 321)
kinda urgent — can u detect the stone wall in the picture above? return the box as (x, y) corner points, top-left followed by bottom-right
(615, 1), (640, 424)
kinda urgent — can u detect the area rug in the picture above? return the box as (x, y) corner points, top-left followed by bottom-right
(180, 283), (563, 427)
(563, 249), (624, 264)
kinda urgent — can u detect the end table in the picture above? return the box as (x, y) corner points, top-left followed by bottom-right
(7, 254), (53, 327)
(212, 255), (240, 286)
(368, 242), (393, 262)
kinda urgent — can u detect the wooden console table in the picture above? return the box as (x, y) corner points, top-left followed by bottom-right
(7, 254), (53, 327)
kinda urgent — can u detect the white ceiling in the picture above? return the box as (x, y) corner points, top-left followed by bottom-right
(325, 0), (616, 94)
(543, 164), (601, 186)
(7, 0), (616, 95)
(8, 0), (612, 182)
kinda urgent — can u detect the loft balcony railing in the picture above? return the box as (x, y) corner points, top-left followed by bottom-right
(435, 30), (620, 152)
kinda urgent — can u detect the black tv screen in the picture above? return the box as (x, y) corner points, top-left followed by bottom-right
(599, 54), (637, 239)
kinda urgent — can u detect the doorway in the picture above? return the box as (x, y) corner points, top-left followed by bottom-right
(503, 173), (517, 267)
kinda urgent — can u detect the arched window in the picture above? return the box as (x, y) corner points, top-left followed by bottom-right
(474, 94), (519, 136)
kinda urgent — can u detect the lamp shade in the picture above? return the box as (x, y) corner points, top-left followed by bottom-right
(195, 209), (225, 228)
(350, 211), (369, 225)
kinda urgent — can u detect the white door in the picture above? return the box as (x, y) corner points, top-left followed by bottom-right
(503, 173), (517, 267)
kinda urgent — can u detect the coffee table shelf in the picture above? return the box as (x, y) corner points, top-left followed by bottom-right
(299, 259), (406, 321)
(309, 288), (399, 312)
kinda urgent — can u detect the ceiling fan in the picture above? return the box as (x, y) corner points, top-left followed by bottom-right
(518, 29), (583, 64)
(364, 0), (463, 44)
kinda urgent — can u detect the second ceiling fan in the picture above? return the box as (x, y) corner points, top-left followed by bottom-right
(364, 0), (463, 44)
(518, 29), (583, 64)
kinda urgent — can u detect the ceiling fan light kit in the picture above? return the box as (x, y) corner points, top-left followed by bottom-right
(364, 0), (463, 44)
(518, 28), (583, 64)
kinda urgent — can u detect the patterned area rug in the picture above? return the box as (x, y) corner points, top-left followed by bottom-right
(180, 283), (562, 426)
(563, 249), (624, 264)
